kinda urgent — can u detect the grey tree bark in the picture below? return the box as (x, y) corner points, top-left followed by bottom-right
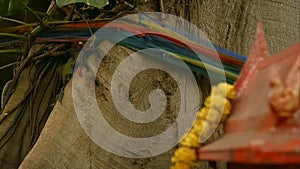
(163, 0), (299, 55)
(8, 0), (300, 169)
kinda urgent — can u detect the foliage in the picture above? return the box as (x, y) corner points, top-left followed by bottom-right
(56, 0), (109, 9)
(0, 0), (29, 16)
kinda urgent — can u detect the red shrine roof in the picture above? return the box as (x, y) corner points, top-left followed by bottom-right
(198, 23), (300, 164)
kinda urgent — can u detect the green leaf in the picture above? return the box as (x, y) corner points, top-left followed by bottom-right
(0, 0), (29, 16)
(56, 0), (109, 9)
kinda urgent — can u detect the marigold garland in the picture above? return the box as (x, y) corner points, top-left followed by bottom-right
(170, 82), (236, 169)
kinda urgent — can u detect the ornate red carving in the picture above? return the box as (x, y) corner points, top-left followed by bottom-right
(198, 22), (300, 164)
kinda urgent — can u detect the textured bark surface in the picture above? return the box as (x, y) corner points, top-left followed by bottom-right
(4, 0), (300, 169)
(162, 1), (299, 168)
(0, 44), (63, 169)
(164, 0), (299, 55)
(19, 42), (208, 169)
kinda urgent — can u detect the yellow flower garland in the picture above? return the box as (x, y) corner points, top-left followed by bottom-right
(170, 82), (236, 169)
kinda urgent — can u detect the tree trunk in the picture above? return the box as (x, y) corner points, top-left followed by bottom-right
(163, 0), (299, 55)
(1, 0), (299, 169)
(18, 41), (209, 169)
